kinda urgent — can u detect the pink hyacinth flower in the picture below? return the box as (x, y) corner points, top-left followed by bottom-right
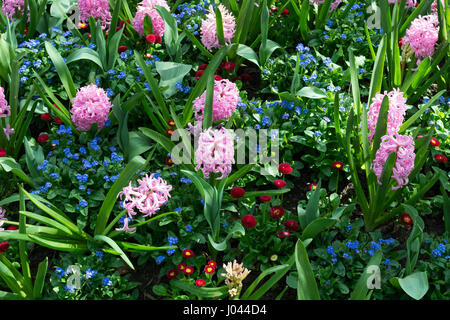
(132, 0), (170, 37)
(366, 88), (408, 143)
(115, 217), (136, 232)
(0, 207), (7, 231)
(1, 0), (24, 20)
(0, 87), (11, 118)
(309, 0), (325, 5)
(330, 0), (342, 11)
(371, 134), (416, 190)
(193, 79), (240, 123)
(388, 0), (417, 8)
(70, 84), (112, 132)
(3, 124), (14, 141)
(119, 173), (172, 220)
(403, 15), (439, 63)
(200, 4), (236, 51)
(195, 127), (235, 180)
(78, 0), (112, 29)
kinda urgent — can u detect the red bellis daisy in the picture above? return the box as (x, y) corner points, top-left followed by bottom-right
(430, 138), (440, 147)
(274, 179), (287, 188)
(270, 206), (285, 219)
(195, 70), (205, 80)
(230, 187), (245, 198)
(309, 183), (318, 191)
(37, 134), (49, 143)
(400, 213), (413, 226)
(277, 231), (290, 238)
(41, 113), (51, 121)
(167, 269), (178, 279)
(435, 154), (447, 163)
(118, 46), (128, 53)
(278, 163), (293, 174)
(0, 242), (10, 254)
(241, 215), (257, 228)
(177, 263), (187, 272)
(283, 220), (299, 231)
(0, 148), (7, 157)
(195, 279), (206, 287)
(182, 249), (194, 258)
(332, 161), (344, 170)
(259, 195), (271, 202)
(207, 261), (217, 268)
(184, 266), (195, 275)
(204, 265), (215, 274)
(146, 34), (156, 43)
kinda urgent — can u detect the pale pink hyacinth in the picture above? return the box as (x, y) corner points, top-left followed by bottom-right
(221, 260), (250, 298)
(309, 0), (325, 5)
(0, 207), (7, 231)
(367, 88), (408, 143)
(132, 0), (170, 37)
(117, 217), (136, 232)
(330, 0), (342, 11)
(200, 4), (236, 51)
(432, 0), (445, 14)
(403, 15), (439, 62)
(0, 87), (11, 118)
(388, 0), (416, 8)
(70, 84), (112, 132)
(371, 134), (415, 190)
(3, 124), (14, 141)
(78, 0), (112, 29)
(1, 0), (24, 20)
(118, 174), (172, 222)
(195, 127), (235, 180)
(193, 79), (240, 123)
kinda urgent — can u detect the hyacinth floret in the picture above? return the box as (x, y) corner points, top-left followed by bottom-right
(195, 127), (235, 180)
(0, 87), (11, 118)
(118, 174), (172, 221)
(193, 79), (240, 123)
(371, 134), (416, 190)
(71, 84), (113, 132)
(1, 0), (25, 20)
(367, 88), (408, 142)
(403, 15), (439, 62)
(0, 207), (7, 231)
(221, 260), (250, 298)
(200, 4), (236, 51)
(78, 0), (112, 29)
(132, 0), (170, 37)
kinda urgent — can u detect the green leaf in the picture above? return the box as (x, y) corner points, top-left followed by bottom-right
(32, 257), (48, 299)
(304, 180), (321, 226)
(398, 272), (429, 300)
(94, 235), (135, 270)
(155, 61), (192, 98)
(207, 222), (245, 251)
(44, 41), (76, 100)
(0, 157), (34, 187)
(301, 218), (336, 240)
(296, 86), (328, 99)
(294, 239), (320, 300)
(65, 47), (103, 70)
(237, 44), (260, 67)
(171, 280), (228, 298)
(241, 264), (290, 299)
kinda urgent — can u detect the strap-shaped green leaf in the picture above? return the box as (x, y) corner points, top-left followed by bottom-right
(94, 235), (135, 270)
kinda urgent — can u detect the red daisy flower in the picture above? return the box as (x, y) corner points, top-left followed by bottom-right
(146, 34), (156, 43)
(167, 269), (178, 279)
(435, 154), (448, 163)
(430, 138), (441, 147)
(270, 206), (285, 219)
(155, 35), (162, 43)
(207, 260), (217, 268)
(283, 220), (299, 231)
(118, 46), (128, 53)
(278, 163), (292, 174)
(230, 187), (245, 199)
(259, 195), (271, 202)
(177, 263), (187, 272)
(274, 179), (287, 189)
(37, 134), (49, 143)
(0, 148), (6, 157)
(195, 70), (205, 80)
(309, 183), (318, 191)
(224, 62), (235, 71)
(165, 156), (174, 166)
(398, 38), (403, 47)
(199, 64), (208, 70)
(195, 279), (206, 287)
(241, 215), (257, 228)
(332, 161), (344, 170)
(0, 242), (10, 254)
(54, 117), (63, 124)
(214, 75), (222, 81)
(87, 33), (92, 39)
(277, 231), (290, 238)
(281, 9), (289, 15)
(184, 266), (194, 275)
(204, 265), (215, 274)
(182, 249), (194, 258)
(167, 119), (176, 127)
(400, 213), (413, 226)
(166, 128), (174, 136)
(7, 226), (18, 231)
(41, 113), (52, 121)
